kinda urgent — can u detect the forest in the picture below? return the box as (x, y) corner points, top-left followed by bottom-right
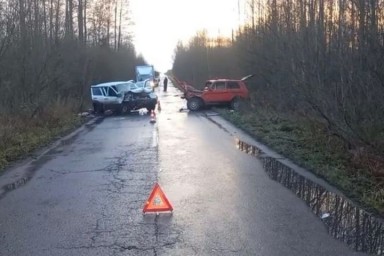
(0, 0), (146, 169)
(172, 0), (384, 214)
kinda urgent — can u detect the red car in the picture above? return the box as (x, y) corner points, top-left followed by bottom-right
(182, 75), (254, 111)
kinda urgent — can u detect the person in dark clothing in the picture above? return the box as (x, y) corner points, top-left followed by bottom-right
(163, 77), (168, 92)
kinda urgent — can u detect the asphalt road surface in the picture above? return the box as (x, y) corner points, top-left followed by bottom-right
(0, 80), (366, 256)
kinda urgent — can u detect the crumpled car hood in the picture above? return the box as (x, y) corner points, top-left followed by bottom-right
(129, 87), (153, 94)
(183, 84), (203, 97)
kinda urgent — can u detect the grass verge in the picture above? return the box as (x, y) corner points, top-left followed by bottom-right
(218, 108), (384, 217)
(0, 114), (87, 172)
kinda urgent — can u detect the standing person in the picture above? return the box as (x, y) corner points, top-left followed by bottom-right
(163, 76), (168, 92)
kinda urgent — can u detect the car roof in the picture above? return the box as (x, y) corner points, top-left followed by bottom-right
(206, 79), (238, 82)
(91, 81), (134, 87)
(206, 74), (254, 83)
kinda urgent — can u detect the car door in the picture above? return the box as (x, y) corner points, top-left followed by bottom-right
(91, 87), (106, 103)
(103, 86), (122, 105)
(108, 85), (122, 104)
(203, 81), (229, 104)
(227, 81), (242, 98)
(100, 87), (112, 104)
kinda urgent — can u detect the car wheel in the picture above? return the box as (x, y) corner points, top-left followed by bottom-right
(187, 98), (202, 111)
(231, 97), (241, 110)
(120, 104), (130, 114)
(93, 103), (104, 114)
(93, 103), (98, 113)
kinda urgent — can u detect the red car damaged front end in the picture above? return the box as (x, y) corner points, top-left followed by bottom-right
(180, 83), (203, 99)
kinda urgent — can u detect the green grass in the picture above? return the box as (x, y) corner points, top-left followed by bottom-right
(218, 108), (384, 216)
(0, 115), (83, 172)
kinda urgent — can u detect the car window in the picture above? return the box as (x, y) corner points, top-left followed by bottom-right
(214, 81), (226, 90)
(92, 87), (103, 96)
(227, 81), (240, 89)
(144, 80), (153, 89)
(136, 80), (152, 90)
(116, 83), (126, 92)
(108, 86), (118, 97)
(116, 82), (136, 92)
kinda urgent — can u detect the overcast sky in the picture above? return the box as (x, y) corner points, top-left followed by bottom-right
(129, 0), (245, 73)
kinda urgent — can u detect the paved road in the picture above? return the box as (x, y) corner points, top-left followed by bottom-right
(0, 79), (365, 255)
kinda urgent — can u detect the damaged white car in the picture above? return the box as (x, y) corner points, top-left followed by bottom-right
(91, 80), (158, 114)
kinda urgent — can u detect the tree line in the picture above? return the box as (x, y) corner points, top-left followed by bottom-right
(0, 0), (145, 118)
(172, 0), (384, 165)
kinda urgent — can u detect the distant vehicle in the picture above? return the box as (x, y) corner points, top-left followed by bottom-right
(136, 65), (154, 82)
(91, 80), (158, 114)
(181, 75), (254, 111)
(135, 65), (159, 89)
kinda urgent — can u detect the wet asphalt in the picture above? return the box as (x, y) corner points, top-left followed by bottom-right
(0, 81), (367, 256)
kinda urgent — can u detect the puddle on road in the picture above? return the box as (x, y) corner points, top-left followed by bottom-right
(237, 140), (264, 157)
(236, 139), (384, 255)
(157, 94), (181, 98)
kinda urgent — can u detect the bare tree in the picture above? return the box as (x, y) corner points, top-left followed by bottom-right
(173, 0), (384, 161)
(78, 0), (84, 43)
(0, 0), (140, 119)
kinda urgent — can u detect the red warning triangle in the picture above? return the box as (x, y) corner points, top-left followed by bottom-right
(143, 183), (173, 213)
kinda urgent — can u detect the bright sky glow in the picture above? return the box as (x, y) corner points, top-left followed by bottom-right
(130, 0), (245, 73)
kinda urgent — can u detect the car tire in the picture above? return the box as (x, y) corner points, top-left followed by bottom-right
(93, 103), (98, 113)
(93, 103), (104, 114)
(120, 104), (130, 114)
(187, 98), (202, 111)
(230, 97), (241, 110)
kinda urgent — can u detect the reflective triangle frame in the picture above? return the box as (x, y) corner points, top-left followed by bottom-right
(143, 183), (173, 213)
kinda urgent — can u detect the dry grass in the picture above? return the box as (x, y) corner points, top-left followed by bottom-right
(0, 100), (83, 171)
